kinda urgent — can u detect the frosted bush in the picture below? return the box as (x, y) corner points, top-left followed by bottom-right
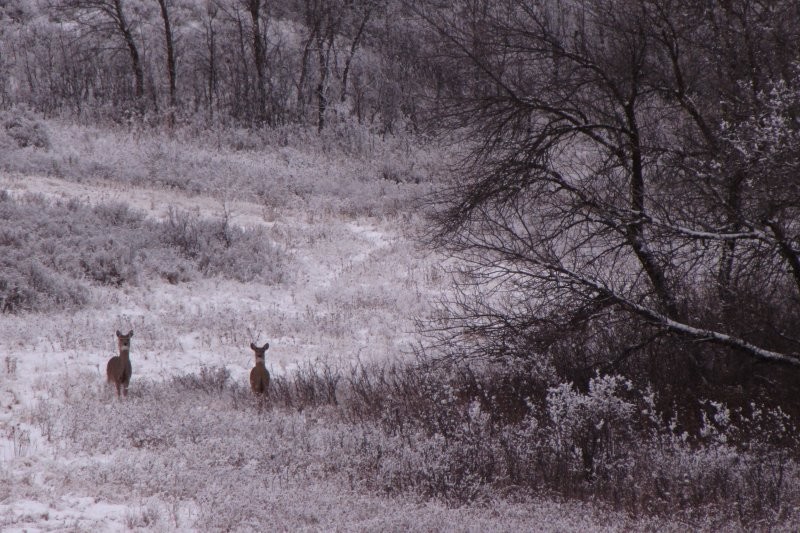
(0, 194), (288, 312)
(26, 361), (800, 529)
(546, 375), (637, 481)
(698, 400), (796, 451)
(170, 365), (231, 394)
(0, 107), (50, 149)
(160, 206), (286, 284)
(0, 119), (444, 230)
(0, 261), (88, 313)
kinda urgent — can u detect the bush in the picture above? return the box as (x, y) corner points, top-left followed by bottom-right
(0, 194), (288, 312)
(266, 358), (800, 523)
(36, 362), (800, 529)
(0, 261), (88, 313)
(0, 107), (50, 149)
(544, 375), (639, 482)
(171, 365), (231, 394)
(160, 206), (286, 284)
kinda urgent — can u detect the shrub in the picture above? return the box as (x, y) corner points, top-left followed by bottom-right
(545, 375), (639, 482)
(160, 207), (286, 284)
(33, 356), (800, 529)
(171, 365), (231, 394)
(0, 261), (88, 313)
(0, 194), (288, 312)
(1, 107), (50, 149)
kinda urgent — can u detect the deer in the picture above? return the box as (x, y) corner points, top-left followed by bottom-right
(249, 342), (270, 395)
(107, 330), (133, 398)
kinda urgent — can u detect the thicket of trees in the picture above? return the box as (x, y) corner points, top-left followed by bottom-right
(0, 0), (433, 132)
(420, 0), (800, 416)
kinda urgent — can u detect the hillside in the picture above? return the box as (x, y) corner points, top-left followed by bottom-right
(0, 120), (718, 531)
(0, 119), (437, 529)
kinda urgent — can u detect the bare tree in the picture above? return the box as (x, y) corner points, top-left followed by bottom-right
(53, 0), (145, 108)
(300, 0), (350, 131)
(203, 0), (218, 120)
(155, 0), (176, 126)
(6, 0), (429, 130)
(340, 0), (377, 105)
(246, 0), (268, 124)
(417, 0), (800, 390)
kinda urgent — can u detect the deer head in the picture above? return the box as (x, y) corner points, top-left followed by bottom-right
(116, 330), (133, 353)
(250, 342), (269, 361)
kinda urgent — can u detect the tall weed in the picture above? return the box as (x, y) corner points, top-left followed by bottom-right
(41, 361), (799, 527)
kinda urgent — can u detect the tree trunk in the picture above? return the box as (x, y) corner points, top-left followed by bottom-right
(205, 5), (217, 121)
(296, 29), (317, 121)
(248, 0), (267, 125)
(156, 0), (177, 127)
(624, 102), (678, 319)
(341, 3), (372, 104)
(234, 10), (250, 119)
(316, 31), (328, 132)
(113, 0), (144, 105)
(716, 166), (744, 306)
(768, 220), (800, 298)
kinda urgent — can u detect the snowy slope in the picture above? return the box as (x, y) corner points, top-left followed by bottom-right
(0, 123), (690, 531)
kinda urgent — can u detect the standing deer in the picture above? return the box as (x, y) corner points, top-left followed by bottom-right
(249, 342), (270, 395)
(107, 330), (133, 398)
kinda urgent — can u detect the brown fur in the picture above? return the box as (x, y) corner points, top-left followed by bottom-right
(249, 342), (270, 395)
(107, 330), (133, 398)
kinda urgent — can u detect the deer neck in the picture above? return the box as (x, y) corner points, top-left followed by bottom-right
(118, 346), (130, 364)
(254, 357), (266, 368)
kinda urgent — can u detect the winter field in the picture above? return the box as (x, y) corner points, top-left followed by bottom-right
(0, 119), (797, 531)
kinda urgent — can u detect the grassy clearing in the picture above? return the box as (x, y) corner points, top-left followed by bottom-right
(4, 362), (796, 531)
(0, 117), (459, 529)
(0, 367), (711, 532)
(1, 117), (797, 530)
(0, 117), (442, 372)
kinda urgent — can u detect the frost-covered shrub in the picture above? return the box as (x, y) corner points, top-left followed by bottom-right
(81, 249), (138, 286)
(379, 159), (421, 185)
(0, 107), (50, 149)
(0, 119), (442, 223)
(221, 127), (268, 151)
(613, 410), (800, 525)
(697, 400), (797, 450)
(271, 360), (340, 409)
(688, 401), (800, 522)
(0, 194), (287, 312)
(160, 207), (286, 284)
(0, 261), (88, 313)
(0, 194), (144, 301)
(366, 400), (502, 502)
(545, 375), (639, 482)
(33, 363), (800, 529)
(170, 365), (231, 394)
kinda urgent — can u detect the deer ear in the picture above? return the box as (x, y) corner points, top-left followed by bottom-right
(127, 330), (133, 337)
(263, 343), (270, 351)
(250, 342), (258, 351)
(116, 330), (122, 337)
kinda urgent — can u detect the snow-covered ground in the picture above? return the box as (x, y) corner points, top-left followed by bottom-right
(0, 167), (435, 374)
(0, 124), (694, 531)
